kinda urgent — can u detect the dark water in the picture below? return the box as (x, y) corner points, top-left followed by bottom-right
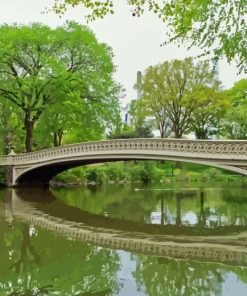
(0, 182), (247, 296)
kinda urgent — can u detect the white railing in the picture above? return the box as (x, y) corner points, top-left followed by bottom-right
(0, 138), (247, 166)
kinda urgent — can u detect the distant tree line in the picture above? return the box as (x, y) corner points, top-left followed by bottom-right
(125, 58), (246, 140)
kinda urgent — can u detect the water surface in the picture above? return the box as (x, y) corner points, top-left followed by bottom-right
(0, 181), (247, 295)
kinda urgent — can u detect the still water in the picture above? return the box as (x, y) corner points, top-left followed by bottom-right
(0, 182), (247, 296)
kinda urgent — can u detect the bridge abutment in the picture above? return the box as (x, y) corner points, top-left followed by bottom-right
(4, 165), (50, 188)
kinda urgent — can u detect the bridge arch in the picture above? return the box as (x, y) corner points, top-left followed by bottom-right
(15, 153), (247, 187)
(0, 139), (247, 187)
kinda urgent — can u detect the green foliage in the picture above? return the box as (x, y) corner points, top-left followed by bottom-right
(53, 160), (233, 185)
(189, 86), (230, 139)
(138, 58), (219, 138)
(228, 79), (247, 106)
(53, 167), (87, 184)
(128, 99), (145, 129)
(224, 105), (247, 139)
(0, 223), (120, 295)
(0, 22), (121, 152)
(109, 123), (153, 139)
(51, 0), (247, 73)
(0, 100), (24, 153)
(223, 79), (247, 139)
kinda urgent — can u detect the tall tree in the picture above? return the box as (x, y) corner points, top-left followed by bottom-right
(51, 0), (247, 73)
(128, 99), (145, 131)
(139, 58), (219, 138)
(139, 90), (171, 138)
(0, 22), (120, 152)
(190, 86), (229, 139)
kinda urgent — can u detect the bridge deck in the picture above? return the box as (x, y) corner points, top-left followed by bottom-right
(0, 139), (247, 186)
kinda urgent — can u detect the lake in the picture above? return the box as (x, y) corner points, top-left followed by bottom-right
(0, 181), (247, 295)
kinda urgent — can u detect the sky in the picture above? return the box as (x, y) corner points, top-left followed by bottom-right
(0, 0), (245, 105)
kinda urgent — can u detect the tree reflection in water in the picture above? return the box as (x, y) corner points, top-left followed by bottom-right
(0, 207), (120, 295)
(133, 255), (247, 296)
(52, 183), (247, 235)
(0, 182), (247, 296)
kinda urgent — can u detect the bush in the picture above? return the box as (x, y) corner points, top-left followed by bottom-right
(52, 160), (231, 185)
(53, 167), (87, 184)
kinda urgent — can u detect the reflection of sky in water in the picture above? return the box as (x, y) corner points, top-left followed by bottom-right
(182, 212), (198, 225)
(150, 211), (199, 225)
(117, 250), (146, 296)
(222, 272), (247, 296)
(116, 251), (247, 296)
(1, 187), (247, 296)
(150, 208), (245, 227)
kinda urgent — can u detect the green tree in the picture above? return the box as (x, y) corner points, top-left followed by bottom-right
(190, 86), (229, 139)
(223, 79), (247, 139)
(0, 100), (24, 154)
(224, 105), (247, 139)
(139, 58), (219, 138)
(227, 79), (247, 106)
(51, 0), (247, 73)
(35, 87), (121, 148)
(108, 123), (153, 139)
(0, 22), (120, 152)
(128, 99), (145, 130)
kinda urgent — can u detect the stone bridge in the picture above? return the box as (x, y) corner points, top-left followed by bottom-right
(1, 139), (247, 187)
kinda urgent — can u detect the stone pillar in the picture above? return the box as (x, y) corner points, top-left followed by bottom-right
(5, 166), (14, 187)
(4, 147), (16, 187)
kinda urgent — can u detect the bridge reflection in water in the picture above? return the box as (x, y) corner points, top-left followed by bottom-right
(3, 189), (247, 266)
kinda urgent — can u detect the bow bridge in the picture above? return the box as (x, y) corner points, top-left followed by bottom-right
(0, 138), (247, 187)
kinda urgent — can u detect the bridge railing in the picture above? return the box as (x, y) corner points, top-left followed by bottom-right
(0, 138), (247, 166)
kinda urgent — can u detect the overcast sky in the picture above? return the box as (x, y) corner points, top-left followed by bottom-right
(0, 0), (245, 105)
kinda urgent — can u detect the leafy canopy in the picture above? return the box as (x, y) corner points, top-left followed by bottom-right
(138, 58), (220, 138)
(51, 0), (247, 73)
(223, 79), (247, 139)
(0, 22), (121, 151)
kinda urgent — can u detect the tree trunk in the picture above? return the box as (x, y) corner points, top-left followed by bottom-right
(195, 127), (208, 139)
(160, 195), (164, 225)
(58, 129), (63, 146)
(160, 129), (164, 138)
(53, 129), (63, 147)
(174, 128), (182, 167)
(2, 109), (10, 154)
(24, 113), (34, 153)
(174, 129), (182, 139)
(53, 132), (58, 147)
(198, 190), (206, 228)
(176, 193), (182, 226)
